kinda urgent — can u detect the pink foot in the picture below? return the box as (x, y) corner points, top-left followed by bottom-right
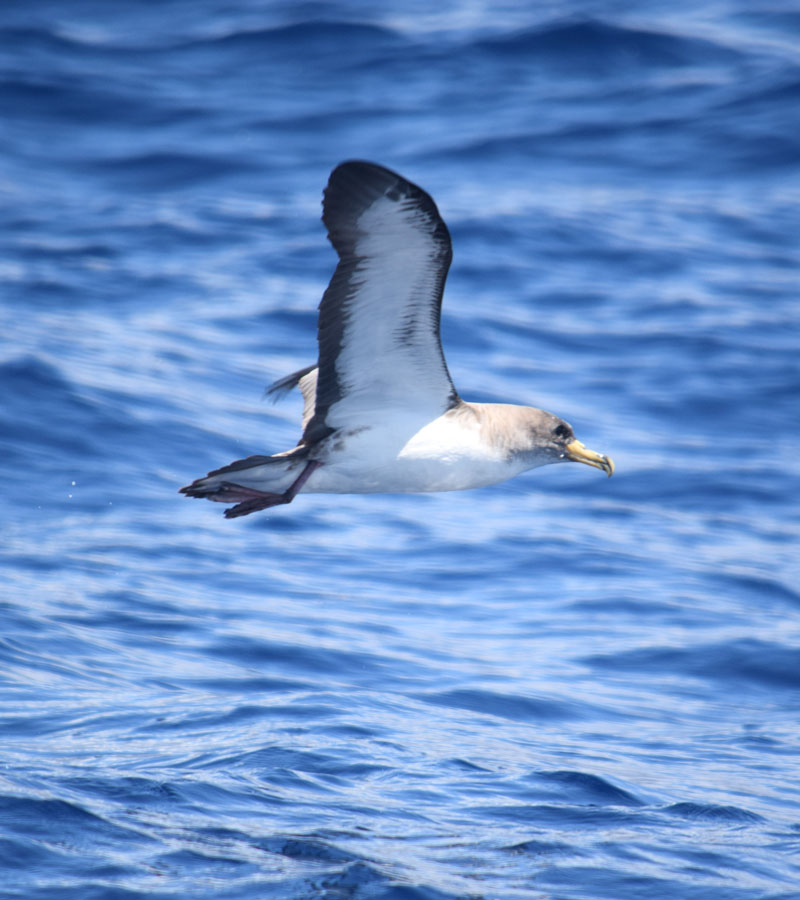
(224, 493), (291, 518)
(206, 484), (286, 504)
(222, 460), (322, 519)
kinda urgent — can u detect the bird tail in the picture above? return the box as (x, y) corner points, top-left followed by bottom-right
(265, 364), (317, 401)
(266, 365), (318, 432)
(179, 447), (309, 504)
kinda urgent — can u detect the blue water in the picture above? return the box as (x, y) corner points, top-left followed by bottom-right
(2, 1), (800, 897)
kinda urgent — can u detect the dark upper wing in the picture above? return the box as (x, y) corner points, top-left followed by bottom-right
(302, 161), (459, 445)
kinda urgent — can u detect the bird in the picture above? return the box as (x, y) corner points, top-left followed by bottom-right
(180, 161), (613, 519)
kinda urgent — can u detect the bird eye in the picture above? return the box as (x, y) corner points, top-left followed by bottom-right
(553, 423), (570, 440)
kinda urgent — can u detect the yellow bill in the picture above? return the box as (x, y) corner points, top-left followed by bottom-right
(565, 439), (614, 477)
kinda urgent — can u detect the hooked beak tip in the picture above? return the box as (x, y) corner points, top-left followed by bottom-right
(565, 439), (614, 477)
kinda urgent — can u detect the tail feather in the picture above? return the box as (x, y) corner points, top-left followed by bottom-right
(207, 454), (275, 479)
(266, 365), (319, 433)
(179, 479), (272, 501)
(265, 364), (317, 402)
(181, 369), (320, 517)
(179, 447), (309, 501)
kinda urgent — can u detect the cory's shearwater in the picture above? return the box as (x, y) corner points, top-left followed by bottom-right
(181, 161), (614, 518)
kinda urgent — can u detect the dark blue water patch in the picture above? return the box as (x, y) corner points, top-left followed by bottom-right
(252, 309), (319, 343)
(0, 794), (154, 847)
(0, 631), (107, 688)
(90, 151), (258, 190)
(16, 886), (176, 900)
(537, 864), (770, 900)
(153, 846), (261, 881)
(116, 774), (293, 819)
(504, 836), (583, 858)
(0, 834), (58, 871)
(317, 723), (380, 742)
(249, 106), (411, 149)
(58, 610), (195, 641)
(666, 802), (764, 823)
(0, 23), (85, 54)
(0, 356), (223, 515)
(2, 244), (200, 311)
(583, 639), (800, 693)
(59, 775), (182, 809)
(256, 834), (360, 864)
(0, 73), (171, 128)
(475, 802), (647, 829)
(204, 635), (395, 680)
(111, 218), (228, 255)
(195, 745), (388, 780)
(177, 19), (408, 58)
(658, 842), (763, 880)
(473, 18), (743, 71)
(322, 862), (405, 900)
(712, 573), (800, 610)
(0, 22), (175, 61)
(715, 72), (800, 127)
(595, 469), (793, 515)
(376, 886), (468, 900)
(533, 771), (645, 807)
(0, 356), (136, 460)
(446, 114), (800, 177)
(138, 702), (315, 735)
(187, 675), (316, 695)
(442, 757), (491, 774)
(0, 705), (144, 739)
(417, 688), (586, 722)
(734, 731), (788, 754)
(705, 127), (800, 173)
(12, 236), (118, 268)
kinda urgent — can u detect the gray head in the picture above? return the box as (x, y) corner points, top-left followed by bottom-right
(475, 404), (614, 476)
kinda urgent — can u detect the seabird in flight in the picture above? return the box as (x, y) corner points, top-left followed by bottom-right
(180, 161), (614, 518)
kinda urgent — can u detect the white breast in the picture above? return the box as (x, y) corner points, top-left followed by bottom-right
(306, 409), (530, 495)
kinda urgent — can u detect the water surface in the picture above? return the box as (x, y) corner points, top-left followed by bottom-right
(2, 2), (800, 898)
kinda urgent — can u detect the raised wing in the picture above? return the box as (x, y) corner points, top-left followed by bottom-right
(302, 161), (459, 445)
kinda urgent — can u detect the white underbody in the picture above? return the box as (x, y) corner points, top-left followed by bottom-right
(226, 406), (551, 496)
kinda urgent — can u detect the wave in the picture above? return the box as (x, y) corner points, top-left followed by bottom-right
(471, 19), (742, 69)
(418, 687), (586, 722)
(92, 150), (257, 188)
(584, 638), (800, 691)
(176, 19), (408, 55)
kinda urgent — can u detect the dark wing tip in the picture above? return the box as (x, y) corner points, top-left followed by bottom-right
(308, 160), (458, 438)
(326, 160), (410, 203)
(322, 160), (451, 259)
(324, 159), (435, 210)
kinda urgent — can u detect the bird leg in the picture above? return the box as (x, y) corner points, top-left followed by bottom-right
(224, 460), (322, 518)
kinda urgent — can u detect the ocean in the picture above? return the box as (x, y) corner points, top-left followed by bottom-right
(2, 1), (800, 898)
